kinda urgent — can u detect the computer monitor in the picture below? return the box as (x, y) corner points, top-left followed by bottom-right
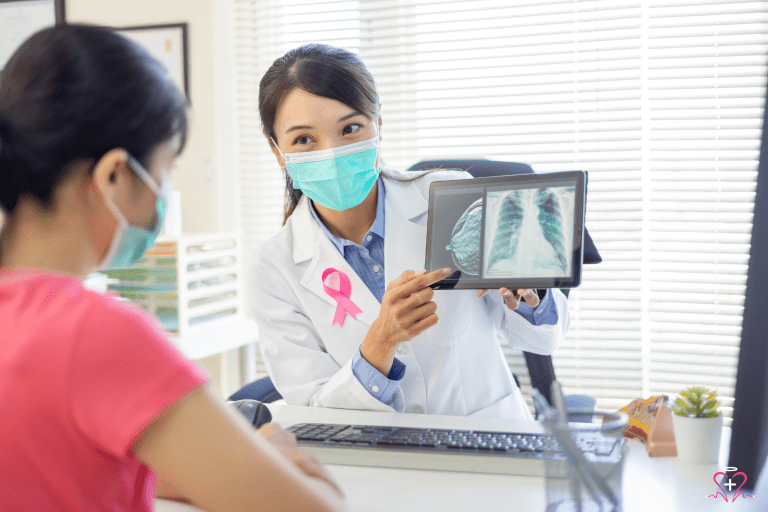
(727, 66), (768, 491)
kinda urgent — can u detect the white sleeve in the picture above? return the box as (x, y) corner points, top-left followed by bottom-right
(483, 288), (570, 355)
(249, 254), (399, 413)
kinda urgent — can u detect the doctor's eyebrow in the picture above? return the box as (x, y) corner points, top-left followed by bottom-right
(284, 111), (366, 134)
(337, 111), (366, 123)
(285, 124), (314, 134)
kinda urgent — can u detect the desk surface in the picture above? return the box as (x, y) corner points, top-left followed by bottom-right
(156, 404), (768, 512)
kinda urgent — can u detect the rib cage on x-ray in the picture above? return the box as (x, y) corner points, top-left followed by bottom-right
(535, 188), (568, 272)
(486, 190), (525, 270)
(484, 187), (573, 278)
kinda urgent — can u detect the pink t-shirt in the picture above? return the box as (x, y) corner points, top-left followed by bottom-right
(0, 271), (210, 511)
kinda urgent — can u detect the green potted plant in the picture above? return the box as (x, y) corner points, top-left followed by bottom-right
(671, 386), (722, 464)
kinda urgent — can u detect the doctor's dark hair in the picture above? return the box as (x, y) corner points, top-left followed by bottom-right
(259, 43), (380, 224)
(0, 23), (188, 214)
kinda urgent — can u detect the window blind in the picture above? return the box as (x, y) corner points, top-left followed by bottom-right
(645, 0), (767, 423)
(233, 0), (767, 422)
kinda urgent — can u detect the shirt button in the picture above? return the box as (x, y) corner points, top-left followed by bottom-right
(397, 345), (407, 355)
(373, 265), (381, 273)
(370, 385), (380, 393)
(366, 235), (373, 242)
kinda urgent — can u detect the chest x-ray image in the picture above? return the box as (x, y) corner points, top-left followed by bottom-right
(483, 186), (575, 278)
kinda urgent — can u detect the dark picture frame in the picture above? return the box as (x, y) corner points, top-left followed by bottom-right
(0, 0), (65, 73)
(113, 23), (190, 99)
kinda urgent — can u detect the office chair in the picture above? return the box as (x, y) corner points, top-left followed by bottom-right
(407, 158), (600, 416)
(228, 374), (283, 403)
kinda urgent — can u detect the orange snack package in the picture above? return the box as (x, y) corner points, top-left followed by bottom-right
(615, 395), (677, 457)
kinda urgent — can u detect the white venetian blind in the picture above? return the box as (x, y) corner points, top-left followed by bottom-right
(645, 1), (767, 424)
(233, 0), (767, 421)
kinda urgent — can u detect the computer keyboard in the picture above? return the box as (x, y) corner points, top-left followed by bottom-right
(287, 422), (625, 476)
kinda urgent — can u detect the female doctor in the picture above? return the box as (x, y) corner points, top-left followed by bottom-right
(249, 43), (570, 420)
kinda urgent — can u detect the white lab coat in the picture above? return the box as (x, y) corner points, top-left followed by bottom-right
(248, 167), (570, 420)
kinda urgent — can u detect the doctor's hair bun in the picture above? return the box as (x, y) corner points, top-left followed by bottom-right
(0, 23), (189, 214)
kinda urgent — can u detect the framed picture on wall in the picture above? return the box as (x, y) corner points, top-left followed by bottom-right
(0, 0), (65, 72)
(113, 23), (190, 99)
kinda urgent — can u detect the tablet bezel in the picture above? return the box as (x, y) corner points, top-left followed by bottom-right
(425, 171), (586, 290)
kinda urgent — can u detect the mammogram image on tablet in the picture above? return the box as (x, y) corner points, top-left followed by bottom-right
(483, 186), (575, 278)
(444, 198), (482, 275)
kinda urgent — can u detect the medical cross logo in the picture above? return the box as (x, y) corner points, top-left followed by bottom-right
(707, 467), (754, 502)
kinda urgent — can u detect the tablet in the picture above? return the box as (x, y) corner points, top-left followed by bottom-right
(425, 171), (586, 290)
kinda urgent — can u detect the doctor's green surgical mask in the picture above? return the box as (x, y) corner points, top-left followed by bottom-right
(272, 133), (380, 211)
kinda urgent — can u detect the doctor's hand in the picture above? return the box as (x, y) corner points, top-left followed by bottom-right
(360, 267), (451, 376)
(477, 288), (540, 311)
(258, 422), (346, 499)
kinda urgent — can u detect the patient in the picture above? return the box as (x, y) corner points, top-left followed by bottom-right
(0, 24), (345, 512)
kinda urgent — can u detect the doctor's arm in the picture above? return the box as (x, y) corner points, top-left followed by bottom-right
(250, 255), (449, 411)
(249, 257), (400, 412)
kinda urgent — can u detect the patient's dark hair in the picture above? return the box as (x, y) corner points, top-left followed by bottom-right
(0, 23), (188, 214)
(259, 44), (380, 224)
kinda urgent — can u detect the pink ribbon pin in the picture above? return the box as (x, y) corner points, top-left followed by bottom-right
(322, 268), (363, 327)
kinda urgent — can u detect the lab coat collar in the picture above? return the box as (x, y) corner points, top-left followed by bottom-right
(379, 166), (428, 222)
(291, 195), (317, 265)
(306, 175), (387, 256)
(291, 167), (423, 263)
(380, 167), (429, 287)
(292, 194), (381, 327)
(290, 166), (430, 326)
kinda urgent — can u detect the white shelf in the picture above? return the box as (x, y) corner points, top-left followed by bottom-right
(169, 316), (259, 360)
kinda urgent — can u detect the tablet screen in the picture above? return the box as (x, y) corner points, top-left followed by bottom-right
(426, 171), (585, 290)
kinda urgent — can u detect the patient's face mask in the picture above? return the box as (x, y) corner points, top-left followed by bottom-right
(99, 154), (171, 269)
(272, 130), (380, 211)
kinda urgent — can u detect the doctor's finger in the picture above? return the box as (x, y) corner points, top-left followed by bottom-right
(500, 288), (520, 310)
(387, 269), (425, 290)
(401, 286), (434, 309)
(477, 289), (489, 298)
(396, 268), (451, 299)
(408, 311), (439, 337)
(519, 288), (540, 308)
(399, 300), (438, 327)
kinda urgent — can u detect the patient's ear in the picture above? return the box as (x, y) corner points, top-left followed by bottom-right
(91, 148), (131, 204)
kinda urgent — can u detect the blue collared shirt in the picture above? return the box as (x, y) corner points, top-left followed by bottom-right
(309, 175), (558, 406)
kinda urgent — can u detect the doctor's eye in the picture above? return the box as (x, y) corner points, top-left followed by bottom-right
(342, 123), (362, 135)
(292, 135), (315, 146)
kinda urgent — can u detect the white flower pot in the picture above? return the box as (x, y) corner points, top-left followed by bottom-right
(671, 414), (723, 464)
